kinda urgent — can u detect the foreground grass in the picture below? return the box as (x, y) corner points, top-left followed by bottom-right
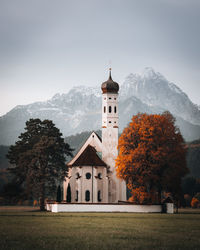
(0, 207), (200, 250)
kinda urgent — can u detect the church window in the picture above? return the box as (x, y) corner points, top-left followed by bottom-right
(75, 190), (78, 202)
(114, 98), (116, 100)
(109, 121), (111, 123)
(98, 173), (102, 179)
(114, 106), (117, 113)
(109, 97), (111, 100)
(98, 190), (101, 202)
(85, 190), (90, 201)
(109, 106), (112, 113)
(104, 106), (106, 113)
(86, 173), (91, 179)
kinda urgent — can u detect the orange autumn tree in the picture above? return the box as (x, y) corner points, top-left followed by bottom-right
(115, 112), (188, 204)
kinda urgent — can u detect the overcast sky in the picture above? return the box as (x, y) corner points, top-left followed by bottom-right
(0, 0), (200, 116)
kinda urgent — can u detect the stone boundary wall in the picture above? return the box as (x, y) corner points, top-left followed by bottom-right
(47, 203), (164, 213)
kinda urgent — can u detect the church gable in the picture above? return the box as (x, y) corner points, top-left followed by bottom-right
(68, 132), (102, 166)
(71, 145), (107, 167)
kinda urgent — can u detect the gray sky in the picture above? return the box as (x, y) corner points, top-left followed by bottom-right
(0, 0), (200, 116)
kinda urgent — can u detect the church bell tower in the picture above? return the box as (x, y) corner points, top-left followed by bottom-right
(101, 69), (126, 202)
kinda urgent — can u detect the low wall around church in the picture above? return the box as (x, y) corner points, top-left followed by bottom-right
(47, 203), (165, 213)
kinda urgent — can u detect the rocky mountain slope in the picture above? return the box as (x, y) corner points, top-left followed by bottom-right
(0, 67), (200, 145)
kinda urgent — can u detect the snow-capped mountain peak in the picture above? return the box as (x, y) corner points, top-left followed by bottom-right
(0, 67), (200, 145)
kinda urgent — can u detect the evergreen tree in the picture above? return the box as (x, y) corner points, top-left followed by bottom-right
(56, 185), (62, 202)
(7, 119), (73, 210)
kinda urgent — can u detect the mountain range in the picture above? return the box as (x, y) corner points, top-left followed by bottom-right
(0, 67), (200, 145)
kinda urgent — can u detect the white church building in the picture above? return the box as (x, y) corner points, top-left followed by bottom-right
(63, 69), (127, 203)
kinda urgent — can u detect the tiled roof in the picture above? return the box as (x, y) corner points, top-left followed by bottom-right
(70, 145), (107, 167)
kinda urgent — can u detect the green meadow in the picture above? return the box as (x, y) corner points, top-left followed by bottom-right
(0, 207), (200, 250)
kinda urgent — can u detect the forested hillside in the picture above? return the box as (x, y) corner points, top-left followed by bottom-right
(186, 139), (200, 178)
(0, 146), (12, 191)
(0, 146), (10, 170)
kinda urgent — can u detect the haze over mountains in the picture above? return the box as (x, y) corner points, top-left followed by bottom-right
(0, 67), (200, 145)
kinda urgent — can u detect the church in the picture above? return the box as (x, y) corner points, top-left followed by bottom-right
(63, 69), (127, 203)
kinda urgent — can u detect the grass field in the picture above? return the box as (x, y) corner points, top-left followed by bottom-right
(0, 207), (200, 250)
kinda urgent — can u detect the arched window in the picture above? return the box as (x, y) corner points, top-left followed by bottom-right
(104, 106), (106, 113)
(109, 106), (112, 113)
(86, 173), (91, 179)
(98, 190), (101, 202)
(75, 190), (78, 202)
(85, 190), (90, 202)
(114, 106), (117, 113)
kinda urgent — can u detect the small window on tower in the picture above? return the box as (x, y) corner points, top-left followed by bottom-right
(109, 106), (112, 113)
(109, 121), (111, 123)
(114, 98), (116, 100)
(104, 106), (106, 113)
(109, 97), (111, 100)
(114, 106), (117, 113)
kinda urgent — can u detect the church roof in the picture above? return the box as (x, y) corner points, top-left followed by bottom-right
(70, 145), (107, 167)
(101, 69), (119, 94)
(67, 131), (102, 166)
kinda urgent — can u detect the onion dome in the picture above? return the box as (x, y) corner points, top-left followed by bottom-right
(101, 68), (119, 94)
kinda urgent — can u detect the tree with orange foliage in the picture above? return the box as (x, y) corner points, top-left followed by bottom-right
(115, 112), (188, 204)
(191, 197), (199, 208)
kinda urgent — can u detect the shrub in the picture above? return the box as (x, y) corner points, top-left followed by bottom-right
(191, 197), (199, 208)
(33, 200), (38, 206)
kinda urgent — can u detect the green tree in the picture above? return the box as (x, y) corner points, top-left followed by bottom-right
(7, 119), (73, 210)
(116, 112), (189, 204)
(56, 185), (62, 202)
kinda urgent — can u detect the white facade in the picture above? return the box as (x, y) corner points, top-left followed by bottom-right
(63, 166), (108, 203)
(63, 71), (127, 203)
